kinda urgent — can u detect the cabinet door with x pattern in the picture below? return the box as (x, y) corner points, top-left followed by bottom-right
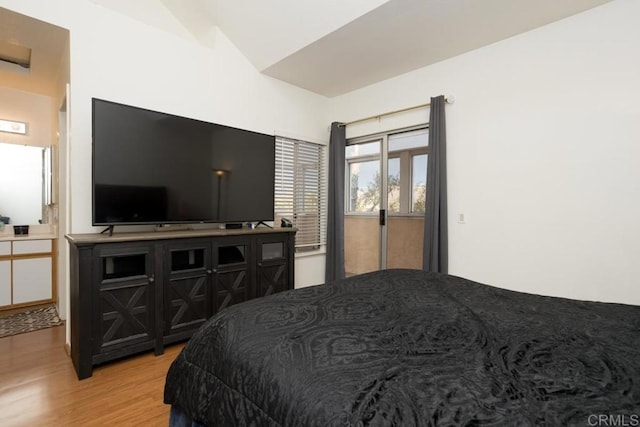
(92, 242), (158, 359)
(212, 236), (252, 313)
(256, 233), (293, 298)
(162, 239), (212, 344)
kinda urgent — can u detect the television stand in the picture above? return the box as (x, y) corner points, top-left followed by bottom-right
(65, 227), (296, 379)
(254, 221), (272, 228)
(100, 225), (114, 236)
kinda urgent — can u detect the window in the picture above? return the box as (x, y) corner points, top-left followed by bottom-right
(411, 153), (427, 213)
(387, 157), (400, 212)
(346, 141), (381, 213)
(346, 128), (428, 215)
(388, 129), (428, 214)
(275, 136), (327, 252)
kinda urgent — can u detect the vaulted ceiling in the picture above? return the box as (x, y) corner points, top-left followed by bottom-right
(1, 0), (614, 98)
(90, 0), (615, 97)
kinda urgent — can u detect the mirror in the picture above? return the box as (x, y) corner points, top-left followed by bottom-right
(0, 142), (52, 225)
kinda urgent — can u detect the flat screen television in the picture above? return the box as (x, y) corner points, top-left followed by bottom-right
(92, 98), (275, 227)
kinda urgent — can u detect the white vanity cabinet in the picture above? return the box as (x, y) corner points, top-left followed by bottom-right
(0, 238), (55, 309)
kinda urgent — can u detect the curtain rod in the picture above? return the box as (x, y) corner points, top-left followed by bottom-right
(339, 96), (452, 127)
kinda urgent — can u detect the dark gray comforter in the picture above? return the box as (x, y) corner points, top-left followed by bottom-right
(164, 269), (640, 426)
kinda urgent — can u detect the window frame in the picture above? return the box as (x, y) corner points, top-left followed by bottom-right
(345, 126), (429, 217)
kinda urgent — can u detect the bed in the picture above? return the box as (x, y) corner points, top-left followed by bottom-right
(164, 269), (640, 426)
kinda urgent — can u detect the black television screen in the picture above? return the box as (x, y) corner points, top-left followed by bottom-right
(92, 98), (275, 225)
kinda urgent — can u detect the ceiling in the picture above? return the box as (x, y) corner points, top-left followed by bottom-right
(258, 0), (614, 97)
(1, 0), (614, 98)
(0, 7), (68, 97)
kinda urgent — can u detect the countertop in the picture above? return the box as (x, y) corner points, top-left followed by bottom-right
(0, 233), (58, 242)
(66, 226), (296, 245)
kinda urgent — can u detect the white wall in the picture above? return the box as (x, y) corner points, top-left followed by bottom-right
(0, 87), (53, 148)
(330, 0), (640, 304)
(295, 252), (326, 289)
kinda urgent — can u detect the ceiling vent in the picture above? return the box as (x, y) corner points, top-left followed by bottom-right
(0, 40), (31, 73)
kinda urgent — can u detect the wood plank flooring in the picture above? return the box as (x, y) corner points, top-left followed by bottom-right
(0, 325), (184, 426)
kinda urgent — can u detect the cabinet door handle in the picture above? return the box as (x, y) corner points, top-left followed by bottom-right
(149, 276), (155, 283)
(207, 269), (213, 274)
(257, 262), (262, 267)
(212, 268), (218, 273)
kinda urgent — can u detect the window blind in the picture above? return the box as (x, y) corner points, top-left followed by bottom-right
(275, 136), (326, 252)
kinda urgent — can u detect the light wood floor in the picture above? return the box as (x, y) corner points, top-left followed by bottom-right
(0, 325), (184, 426)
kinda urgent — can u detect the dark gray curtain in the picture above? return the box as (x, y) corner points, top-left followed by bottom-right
(325, 122), (346, 282)
(423, 95), (448, 273)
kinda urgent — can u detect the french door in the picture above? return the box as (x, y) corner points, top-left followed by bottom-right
(344, 127), (428, 276)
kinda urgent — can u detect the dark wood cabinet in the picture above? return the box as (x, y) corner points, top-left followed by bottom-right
(93, 243), (160, 364)
(67, 228), (295, 380)
(256, 234), (292, 298)
(212, 236), (252, 313)
(162, 239), (212, 345)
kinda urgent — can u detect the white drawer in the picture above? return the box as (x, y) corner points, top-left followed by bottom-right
(12, 239), (52, 255)
(0, 241), (10, 256)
